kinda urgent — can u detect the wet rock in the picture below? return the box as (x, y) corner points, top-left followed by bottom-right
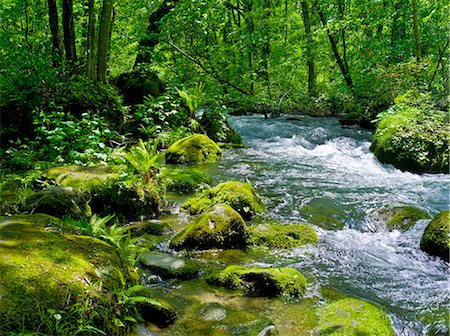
(165, 134), (222, 164)
(207, 265), (307, 297)
(198, 302), (227, 321)
(170, 204), (248, 251)
(300, 198), (345, 230)
(138, 297), (176, 328)
(181, 181), (265, 220)
(317, 297), (394, 335)
(420, 211), (450, 261)
(127, 219), (173, 236)
(140, 252), (200, 279)
(365, 206), (430, 232)
(248, 223), (318, 248)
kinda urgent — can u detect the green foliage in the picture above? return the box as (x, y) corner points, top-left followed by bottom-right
(125, 139), (160, 182)
(371, 91), (449, 173)
(161, 167), (212, 192)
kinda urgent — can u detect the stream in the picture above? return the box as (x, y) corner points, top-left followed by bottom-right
(147, 115), (449, 335)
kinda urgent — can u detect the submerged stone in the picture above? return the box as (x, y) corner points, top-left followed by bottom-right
(365, 206), (430, 232)
(165, 134), (222, 164)
(140, 252), (200, 279)
(170, 204), (248, 251)
(248, 223), (318, 248)
(207, 265), (307, 297)
(317, 297), (394, 335)
(420, 211), (450, 261)
(181, 181), (265, 220)
(300, 198), (345, 230)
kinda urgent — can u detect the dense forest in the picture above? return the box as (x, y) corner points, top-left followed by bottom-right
(0, 0), (449, 335)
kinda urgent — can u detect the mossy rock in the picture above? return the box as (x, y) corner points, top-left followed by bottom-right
(0, 214), (128, 334)
(127, 219), (174, 236)
(420, 211), (450, 261)
(365, 206), (430, 232)
(181, 181), (265, 220)
(137, 296), (176, 328)
(25, 185), (91, 218)
(116, 68), (164, 105)
(140, 252), (201, 279)
(90, 178), (161, 222)
(165, 134), (222, 164)
(46, 165), (120, 191)
(170, 204), (248, 251)
(200, 109), (243, 145)
(248, 223), (318, 248)
(207, 265), (307, 297)
(161, 166), (212, 192)
(317, 298), (394, 335)
(370, 92), (449, 174)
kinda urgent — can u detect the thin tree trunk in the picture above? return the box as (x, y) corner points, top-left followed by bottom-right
(411, 0), (421, 62)
(47, 0), (63, 65)
(317, 4), (353, 88)
(62, 0), (77, 64)
(97, 0), (113, 82)
(86, 0), (97, 81)
(261, 0), (272, 98)
(301, 0), (317, 95)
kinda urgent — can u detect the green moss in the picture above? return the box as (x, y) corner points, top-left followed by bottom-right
(370, 92), (449, 174)
(127, 219), (174, 236)
(165, 134), (222, 164)
(317, 298), (394, 336)
(161, 166), (212, 192)
(207, 265), (307, 297)
(0, 214), (130, 334)
(300, 198), (345, 230)
(420, 211), (450, 261)
(140, 252), (200, 279)
(181, 181), (265, 220)
(170, 204), (248, 251)
(248, 223), (318, 248)
(384, 206), (430, 231)
(46, 165), (120, 191)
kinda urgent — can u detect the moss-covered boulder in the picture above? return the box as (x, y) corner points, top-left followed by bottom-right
(140, 252), (201, 279)
(0, 214), (127, 334)
(420, 211), (450, 261)
(137, 296), (177, 328)
(115, 68), (165, 105)
(161, 166), (212, 192)
(200, 108), (243, 145)
(181, 181), (265, 220)
(300, 198), (345, 230)
(170, 204), (248, 251)
(248, 223), (318, 248)
(127, 219), (173, 236)
(90, 178), (161, 221)
(365, 206), (430, 232)
(165, 134), (222, 164)
(25, 186), (91, 218)
(370, 91), (449, 174)
(46, 165), (120, 190)
(317, 298), (394, 335)
(207, 265), (307, 297)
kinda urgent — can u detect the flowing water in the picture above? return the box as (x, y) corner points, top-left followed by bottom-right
(211, 115), (449, 335)
(144, 115), (449, 336)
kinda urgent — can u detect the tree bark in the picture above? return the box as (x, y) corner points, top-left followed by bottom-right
(97, 0), (113, 82)
(411, 0), (421, 62)
(301, 0), (317, 95)
(47, 0), (63, 65)
(62, 0), (77, 64)
(317, 3), (353, 89)
(86, 0), (97, 81)
(134, 0), (181, 67)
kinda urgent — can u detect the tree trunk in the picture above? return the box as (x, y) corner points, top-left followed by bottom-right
(411, 0), (421, 62)
(86, 0), (97, 81)
(134, 0), (181, 67)
(62, 0), (77, 64)
(47, 0), (63, 65)
(301, 0), (317, 95)
(97, 0), (113, 82)
(317, 4), (353, 89)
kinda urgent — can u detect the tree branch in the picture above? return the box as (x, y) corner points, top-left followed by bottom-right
(168, 37), (250, 95)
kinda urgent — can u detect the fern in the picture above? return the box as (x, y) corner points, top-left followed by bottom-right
(125, 139), (159, 182)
